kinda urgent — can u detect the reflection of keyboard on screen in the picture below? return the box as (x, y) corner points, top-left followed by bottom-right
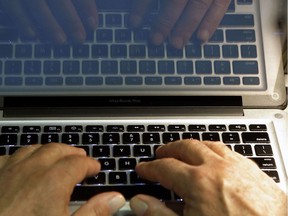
(0, 121), (280, 200)
(0, 0), (266, 93)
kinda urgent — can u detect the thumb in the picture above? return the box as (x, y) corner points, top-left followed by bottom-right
(72, 192), (125, 216)
(130, 195), (178, 216)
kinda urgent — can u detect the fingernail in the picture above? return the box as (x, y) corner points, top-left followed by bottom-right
(130, 197), (148, 216)
(198, 30), (210, 42)
(170, 36), (184, 49)
(87, 16), (97, 29)
(108, 195), (126, 214)
(151, 32), (164, 45)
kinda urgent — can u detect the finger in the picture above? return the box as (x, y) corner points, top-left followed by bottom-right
(73, 192), (125, 216)
(72, 0), (98, 30)
(46, 155), (100, 194)
(169, 0), (213, 48)
(136, 158), (194, 198)
(24, 0), (66, 43)
(7, 144), (42, 166)
(47, 0), (86, 42)
(150, 0), (189, 45)
(130, 194), (178, 216)
(156, 139), (218, 165)
(197, 0), (230, 41)
(130, 0), (153, 27)
(27, 143), (87, 167)
(1, 0), (37, 39)
(0, 155), (10, 170)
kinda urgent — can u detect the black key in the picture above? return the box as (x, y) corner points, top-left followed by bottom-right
(202, 133), (220, 141)
(0, 44), (13, 58)
(65, 126), (83, 133)
(15, 45), (32, 58)
(209, 125), (226, 131)
(1, 126), (20, 133)
(62, 133), (79, 144)
(35, 44), (52, 58)
(0, 134), (18, 145)
(204, 45), (220, 58)
(233, 61), (258, 75)
(41, 134), (59, 144)
(168, 125), (186, 131)
(162, 133), (180, 144)
(63, 61), (80, 75)
(139, 61), (156, 74)
(133, 145), (152, 157)
(214, 61), (230, 74)
(92, 45), (108, 58)
(222, 133), (240, 143)
(44, 61), (61, 75)
(120, 61), (137, 75)
(82, 133), (100, 144)
(119, 158), (137, 170)
(86, 125), (104, 132)
(229, 124), (247, 131)
(147, 125), (165, 132)
(188, 125), (206, 131)
(195, 61), (212, 74)
(20, 134), (38, 145)
(226, 30), (255, 42)
(111, 45), (127, 58)
(127, 125), (145, 132)
(234, 145), (253, 156)
(130, 171), (148, 184)
(182, 133), (200, 140)
(53, 45), (71, 58)
(242, 132), (270, 143)
(5, 61), (22, 75)
(143, 133), (160, 144)
(73, 45), (89, 58)
(109, 172), (128, 184)
(249, 158), (276, 169)
(148, 45), (165, 58)
(139, 157), (156, 163)
(222, 45), (239, 58)
(129, 45), (146, 58)
(115, 29), (132, 42)
(103, 133), (120, 144)
(263, 171), (280, 183)
(241, 45), (257, 58)
(113, 145), (131, 157)
(96, 29), (113, 42)
(99, 158), (116, 170)
(167, 46), (183, 58)
(255, 145), (273, 156)
(123, 133), (140, 144)
(134, 29), (149, 42)
(71, 185), (172, 201)
(209, 30), (224, 42)
(86, 172), (106, 185)
(0, 147), (6, 155)
(220, 14), (254, 27)
(92, 146), (110, 157)
(249, 124), (267, 131)
(185, 44), (202, 58)
(24, 61), (41, 75)
(101, 61), (118, 74)
(107, 125), (124, 132)
(158, 61), (174, 74)
(106, 14), (122, 26)
(82, 61), (99, 75)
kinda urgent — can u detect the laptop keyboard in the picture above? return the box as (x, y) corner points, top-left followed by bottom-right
(0, 0), (267, 94)
(0, 121), (280, 200)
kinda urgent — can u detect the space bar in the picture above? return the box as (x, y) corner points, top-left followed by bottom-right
(71, 185), (172, 201)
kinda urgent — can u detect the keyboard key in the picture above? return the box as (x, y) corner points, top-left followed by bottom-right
(86, 172), (106, 185)
(23, 126), (41, 133)
(106, 14), (122, 27)
(133, 145), (152, 157)
(204, 77), (221, 85)
(0, 147), (6, 155)
(196, 61), (212, 74)
(143, 133), (160, 144)
(263, 171), (280, 183)
(5, 61), (22, 75)
(85, 77), (103, 85)
(20, 134), (38, 145)
(44, 61), (61, 75)
(167, 46), (183, 58)
(163, 133), (180, 143)
(158, 61), (175, 74)
(113, 145), (131, 157)
(115, 29), (132, 42)
(129, 45), (146, 58)
(15, 45), (32, 58)
(35, 44), (52, 58)
(45, 77), (63, 86)
(177, 61), (193, 74)
(86, 125), (104, 132)
(226, 30), (255, 42)
(202, 133), (220, 141)
(99, 158), (116, 170)
(119, 158), (137, 170)
(222, 133), (240, 143)
(82, 133), (100, 144)
(148, 45), (165, 58)
(209, 125), (226, 131)
(92, 146), (110, 157)
(4, 77), (23, 86)
(120, 61), (137, 75)
(229, 124), (247, 131)
(188, 125), (206, 131)
(96, 29), (113, 42)
(145, 77), (162, 85)
(73, 45), (89, 58)
(0, 28), (18, 42)
(127, 125), (145, 132)
(220, 14), (254, 27)
(204, 45), (220, 58)
(24, 61), (41, 75)
(185, 44), (202, 58)
(243, 77), (260, 85)
(234, 145), (253, 156)
(62, 133), (79, 144)
(76, 145), (90, 155)
(41, 134), (59, 144)
(82, 61), (99, 75)
(107, 125), (124, 132)
(237, 0), (253, 5)
(241, 45), (257, 58)
(139, 61), (156, 74)
(103, 133), (120, 144)
(250, 158), (276, 169)
(8, 146), (21, 155)
(222, 45), (239, 58)
(209, 30), (224, 42)
(125, 76), (143, 85)
(249, 124), (267, 131)
(168, 125), (186, 131)
(0, 134), (18, 145)
(242, 132), (270, 143)
(109, 172), (128, 184)
(54, 45), (71, 58)
(148, 125), (165, 132)
(223, 77), (240, 85)
(101, 61), (118, 75)
(111, 45), (127, 58)
(65, 126), (83, 132)
(255, 145), (273, 156)
(233, 61), (258, 74)
(1, 126), (20, 133)
(63, 61), (80, 75)
(123, 133), (140, 144)
(165, 77), (182, 85)
(92, 45), (108, 58)
(184, 77), (201, 85)
(182, 133), (200, 140)
(0, 44), (13, 58)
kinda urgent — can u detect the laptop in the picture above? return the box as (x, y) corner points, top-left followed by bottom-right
(0, 0), (287, 214)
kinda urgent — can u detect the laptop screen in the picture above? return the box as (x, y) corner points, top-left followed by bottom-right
(0, 0), (275, 98)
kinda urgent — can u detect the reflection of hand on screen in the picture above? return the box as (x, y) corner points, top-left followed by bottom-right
(1, 0), (98, 43)
(130, 0), (230, 49)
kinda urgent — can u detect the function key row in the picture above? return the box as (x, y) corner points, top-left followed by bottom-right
(1, 124), (267, 134)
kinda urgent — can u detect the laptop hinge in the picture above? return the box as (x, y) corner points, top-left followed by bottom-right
(2, 96), (244, 118)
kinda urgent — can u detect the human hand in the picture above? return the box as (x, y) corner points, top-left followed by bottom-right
(0, 143), (125, 216)
(1, 0), (98, 43)
(130, 139), (287, 216)
(130, 0), (230, 48)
